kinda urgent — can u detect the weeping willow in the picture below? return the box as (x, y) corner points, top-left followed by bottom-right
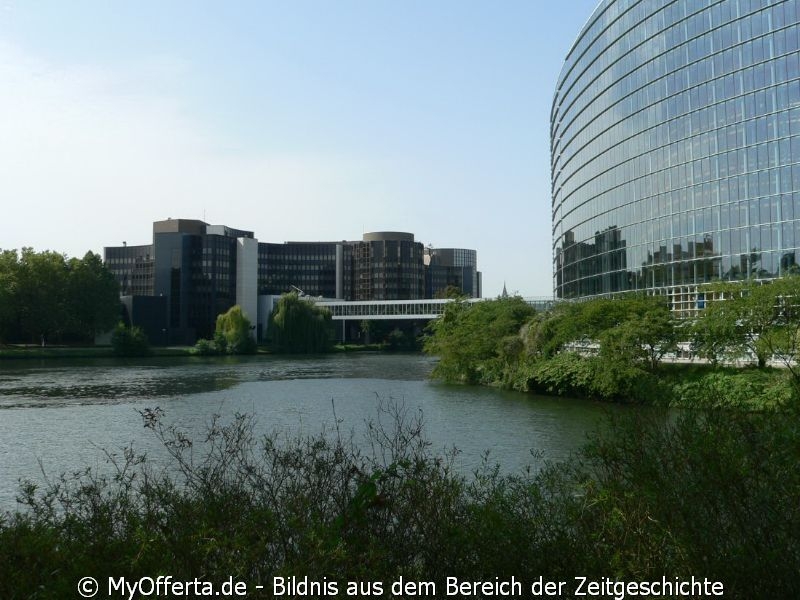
(268, 292), (334, 353)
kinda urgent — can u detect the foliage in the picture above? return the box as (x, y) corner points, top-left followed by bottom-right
(110, 323), (151, 357)
(0, 250), (20, 344)
(215, 305), (256, 354)
(1, 404), (798, 599)
(426, 295), (678, 402)
(384, 328), (416, 351)
(269, 292), (334, 353)
(433, 284), (466, 299)
(0, 248), (119, 344)
(525, 352), (595, 397)
(596, 297), (677, 371)
(192, 305), (256, 355)
(65, 252), (120, 341)
(424, 297), (536, 384)
(692, 276), (800, 396)
(359, 321), (418, 349)
(192, 338), (216, 356)
(690, 290), (740, 365)
(671, 368), (793, 410)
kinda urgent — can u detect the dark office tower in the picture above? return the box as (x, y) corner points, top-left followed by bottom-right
(424, 247), (481, 298)
(353, 232), (426, 300)
(150, 219), (257, 343)
(552, 0), (800, 302)
(257, 241), (352, 299)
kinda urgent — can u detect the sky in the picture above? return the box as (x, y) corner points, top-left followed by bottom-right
(0, 0), (600, 298)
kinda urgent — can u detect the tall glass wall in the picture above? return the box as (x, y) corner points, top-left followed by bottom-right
(552, 0), (800, 300)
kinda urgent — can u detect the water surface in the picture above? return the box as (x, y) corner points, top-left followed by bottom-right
(0, 353), (618, 512)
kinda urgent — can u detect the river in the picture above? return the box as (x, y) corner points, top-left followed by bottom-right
(0, 352), (620, 512)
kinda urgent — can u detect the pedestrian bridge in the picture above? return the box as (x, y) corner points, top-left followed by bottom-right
(314, 297), (556, 320)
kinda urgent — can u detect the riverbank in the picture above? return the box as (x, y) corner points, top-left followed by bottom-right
(0, 345), (194, 360)
(0, 342), (390, 360)
(424, 295), (800, 410)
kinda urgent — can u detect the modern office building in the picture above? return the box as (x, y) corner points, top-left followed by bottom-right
(106, 219), (258, 343)
(424, 247), (481, 298)
(105, 221), (479, 343)
(552, 0), (800, 311)
(353, 232), (426, 300)
(257, 234), (429, 301)
(104, 243), (154, 296)
(258, 241), (352, 299)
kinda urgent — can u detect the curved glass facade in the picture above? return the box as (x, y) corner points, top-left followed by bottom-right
(552, 0), (800, 302)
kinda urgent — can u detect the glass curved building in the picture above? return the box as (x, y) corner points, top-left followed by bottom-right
(552, 0), (800, 309)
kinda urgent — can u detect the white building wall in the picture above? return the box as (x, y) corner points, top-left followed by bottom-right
(236, 237), (258, 338)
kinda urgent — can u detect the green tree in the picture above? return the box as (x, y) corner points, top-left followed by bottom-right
(0, 248), (121, 345)
(424, 297), (536, 384)
(215, 305), (256, 354)
(695, 277), (800, 371)
(16, 248), (70, 343)
(434, 285), (466, 299)
(597, 296), (678, 371)
(111, 322), (151, 356)
(268, 293), (333, 353)
(691, 284), (741, 366)
(0, 250), (20, 344)
(522, 302), (585, 359)
(66, 251), (120, 342)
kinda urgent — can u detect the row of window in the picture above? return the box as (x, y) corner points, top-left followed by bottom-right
(556, 2), (799, 162)
(557, 162), (800, 246)
(556, 78), (800, 213)
(557, 248), (799, 297)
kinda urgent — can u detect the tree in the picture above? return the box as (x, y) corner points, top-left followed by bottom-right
(111, 323), (150, 356)
(424, 297), (536, 384)
(268, 293), (333, 353)
(691, 284), (742, 366)
(16, 248), (70, 343)
(434, 285), (466, 299)
(695, 278), (800, 369)
(66, 251), (120, 341)
(598, 302), (678, 371)
(215, 305), (256, 354)
(0, 250), (20, 344)
(0, 248), (121, 345)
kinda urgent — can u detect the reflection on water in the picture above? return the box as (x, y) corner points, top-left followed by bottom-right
(0, 354), (436, 408)
(0, 353), (618, 512)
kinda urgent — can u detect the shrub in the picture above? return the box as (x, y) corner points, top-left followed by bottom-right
(192, 338), (217, 356)
(110, 323), (150, 357)
(2, 403), (798, 598)
(527, 352), (595, 396)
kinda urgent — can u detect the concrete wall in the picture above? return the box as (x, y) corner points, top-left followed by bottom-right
(236, 237), (259, 338)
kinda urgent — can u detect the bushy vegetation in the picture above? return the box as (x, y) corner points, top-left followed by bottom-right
(360, 320), (419, 350)
(424, 296), (536, 385)
(193, 305), (257, 355)
(110, 323), (150, 357)
(424, 286), (800, 407)
(0, 248), (119, 344)
(1, 404), (797, 599)
(425, 295), (676, 402)
(268, 292), (334, 353)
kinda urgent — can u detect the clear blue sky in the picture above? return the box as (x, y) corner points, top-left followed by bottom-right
(0, 0), (599, 297)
